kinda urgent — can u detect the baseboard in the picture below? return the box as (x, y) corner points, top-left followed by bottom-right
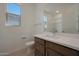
(0, 53), (9, 56)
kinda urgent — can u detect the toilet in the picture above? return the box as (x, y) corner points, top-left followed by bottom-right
(25, 41), (34, 55)
(25, 41), (34, 50)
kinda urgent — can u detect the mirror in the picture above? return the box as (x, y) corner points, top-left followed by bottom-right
(43, 3), (79, 34)
(6, 3), (21, 26)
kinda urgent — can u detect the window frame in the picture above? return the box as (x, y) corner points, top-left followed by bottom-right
(5, 3), (21, 27)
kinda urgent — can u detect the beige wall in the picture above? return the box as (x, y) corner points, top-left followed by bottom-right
(0, 3), (36, 53)
(62, 5), (78, 33)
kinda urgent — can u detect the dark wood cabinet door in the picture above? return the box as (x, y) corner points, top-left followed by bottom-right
(34, 38), (45, 56)
(46, 48), (62, 56)
(35, 49), (44, 56)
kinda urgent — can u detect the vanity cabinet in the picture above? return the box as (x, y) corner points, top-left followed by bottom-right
(34, 37), (79, 56)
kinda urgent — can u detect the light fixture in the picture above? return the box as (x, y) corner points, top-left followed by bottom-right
(56, 10), (59, 14)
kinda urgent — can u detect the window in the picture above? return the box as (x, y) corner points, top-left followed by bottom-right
(43, 16), (48, 30)
(6, 3), (21, 26)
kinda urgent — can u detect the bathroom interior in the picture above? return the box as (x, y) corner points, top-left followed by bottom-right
(0, 3), (79, 56)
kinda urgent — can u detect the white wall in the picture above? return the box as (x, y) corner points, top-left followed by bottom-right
(0, 3), (36, 54)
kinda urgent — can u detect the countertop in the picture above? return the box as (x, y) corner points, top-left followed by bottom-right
(34, 32), (79, 51)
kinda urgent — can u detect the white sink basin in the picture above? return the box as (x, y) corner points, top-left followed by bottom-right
(42, 32), (54, 37)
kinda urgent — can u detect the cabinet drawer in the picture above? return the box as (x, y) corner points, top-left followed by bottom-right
(46, 48), (62, 56)
(35, 42), (45, 55)
(46, 41), (79, 56)
(35, 37), (45, 45)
